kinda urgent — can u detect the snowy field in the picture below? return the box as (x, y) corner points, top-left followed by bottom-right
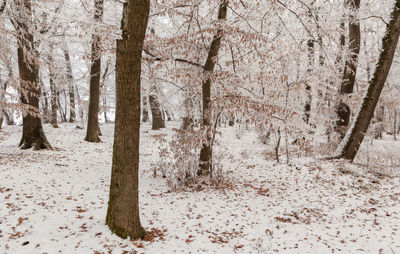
(0, 123), (399, 253)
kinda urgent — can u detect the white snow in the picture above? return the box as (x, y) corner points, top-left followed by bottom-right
(0, 123), (399, 253)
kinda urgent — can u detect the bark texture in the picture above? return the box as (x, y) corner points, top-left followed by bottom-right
(337, 0), (400, 161)
(336, 0), (361, 138)
(85, 0), (104, 142)
(16, 0), (51, 150)
(105, 0), (149, 240)
(199, 0), (228, 175)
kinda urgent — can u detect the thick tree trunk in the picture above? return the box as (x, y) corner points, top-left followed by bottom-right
(63, 46), (76, 122)
(149, 92), (165, 130)
(16, 0), (51, 150)
(199, 0), (228, 175)
(85, 0), (104, 142)
(106, 0), (149, 240)
(336, 0), (400, 161)
(142, 95), (149, 122)
(336, 0), (361, 138)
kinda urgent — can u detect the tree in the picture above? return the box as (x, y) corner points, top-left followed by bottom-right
(147, 29), (165, 131)
(336, 0), (400, 161)
(85, 0), (104, 142)
(48, 48), (59, 128)
(142, 95), (149, 123)
(63, 44), (76, 123)
(336, 0), (361, 138)
(304, 5), (315, 125)
(149, 91), (165, 130)
(14, 0), (51, 149)
(198, 0), (228, 175)
(105, 0), (149, 239)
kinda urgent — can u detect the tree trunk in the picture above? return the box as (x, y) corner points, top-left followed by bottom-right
(304, 6), (315, 125)
(50, 70), (59, 128)
(149, 92), (165, 130)
(100, 58), (110, 124)
(304, 39), (314, 124)
(74, 84), (85, 128)
(142, 95), (149, 122)
(85, 0), (104, 142)
(48, 49), (59, 128)
(199, 0), (228, 175)
(336, 0), (400, 161)
(336, 0), (361, 138)
(57, 89), (67, 122)
(103, 97), (108, 123)
(3, 109), (14, 125)
(63, 46), (76, 123)
(106, 0), (149, 240)
(181, 91), (193, 130)
(41, 88), (50, 123)
(16, 0), (51, 150)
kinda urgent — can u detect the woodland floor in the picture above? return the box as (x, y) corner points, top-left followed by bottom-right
(0, 122), (399, 254)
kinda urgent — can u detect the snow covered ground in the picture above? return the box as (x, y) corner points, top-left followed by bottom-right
(0, 123), (399, 253)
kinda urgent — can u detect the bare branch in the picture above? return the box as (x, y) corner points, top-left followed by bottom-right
(359, 15), (389, 25)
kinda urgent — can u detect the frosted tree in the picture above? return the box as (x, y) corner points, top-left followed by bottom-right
(336, 0), (400, 161)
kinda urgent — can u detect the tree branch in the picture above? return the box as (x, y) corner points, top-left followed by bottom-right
(143, 49), (204, 69)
